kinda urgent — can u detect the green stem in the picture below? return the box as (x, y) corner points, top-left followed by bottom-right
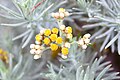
(57, 20), (63, 37)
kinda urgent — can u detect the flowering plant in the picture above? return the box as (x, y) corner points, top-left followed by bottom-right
(30, 8), (91, 59)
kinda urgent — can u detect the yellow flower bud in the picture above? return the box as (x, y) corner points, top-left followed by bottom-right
(0, 49), (8, 63)
(50, 43), (58, 51)
(0, 49), (3, 53)
(56, 37), (63, 44)
(35, 34), (42, 41)
(44, 37), (50, 45)
(61, 47), (69, 56)
(44, 29), (51, 36)
(65, 26), (72, 34)
(52, 28), (58, 34)
(59, 8), (65, 13)
(50, 34), (57, 41)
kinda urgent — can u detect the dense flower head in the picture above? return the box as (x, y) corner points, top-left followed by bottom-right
(30, 44), (44, 59)
(30, 24), (90, 60)
(30, 8), (91, 60)
(0, 48), (8, 63)
(78, 33), (91, 49)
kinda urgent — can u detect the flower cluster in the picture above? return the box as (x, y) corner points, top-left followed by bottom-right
(30, 27), (72, 59)
(0, 48), (8, 63)
(78, 33), (91, 49)
(30, 8), (91, 60)
(51, 8), (70, 19)
(30, 44), (44, 59)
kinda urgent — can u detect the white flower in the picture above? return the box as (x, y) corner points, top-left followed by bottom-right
(78, 39), (84, 45)
(83, 33), (91, 39)
(66, 34), (72, 39)
(64, 12), (70, 16)
(30, 44), (35, 49)
(35, 45), (40, 49)
(61, 54), (67, 59)
(51, 13), (55, 17)
(54, 12), (60, 19)
(82, 45), (87, 49)
(59, 12), (64, 18)
(40, 29), (45, 35)
(34, 54), (41, 59)
(65, 42), (71, 48)
(30, 49), (36, 54)
(60, 25), (65, 30)
(35, 50), (41, 54)
(35, 41), (41, 44)
(84, 39), (90, 44)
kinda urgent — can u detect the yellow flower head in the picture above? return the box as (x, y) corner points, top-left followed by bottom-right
(52, 28), (58, 34)
(56, 37), (63, 44)
(44, 37), (50, 45)
(59, 8), (65, 13)
(50, 34), (57, 41)
(65, 26), (72, 34)
(44, 29), (51, 36)
(35, 34), (42, 41)
(50, 43), (58, 51)
(61, 47), (69, 56)
(0, 49), (8, 63)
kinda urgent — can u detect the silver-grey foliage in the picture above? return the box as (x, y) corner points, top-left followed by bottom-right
(70, 0), (120, 54)
(0, 0), (120, 80)
(0, 0), (69, 48)
(41, 43), (120, 80)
